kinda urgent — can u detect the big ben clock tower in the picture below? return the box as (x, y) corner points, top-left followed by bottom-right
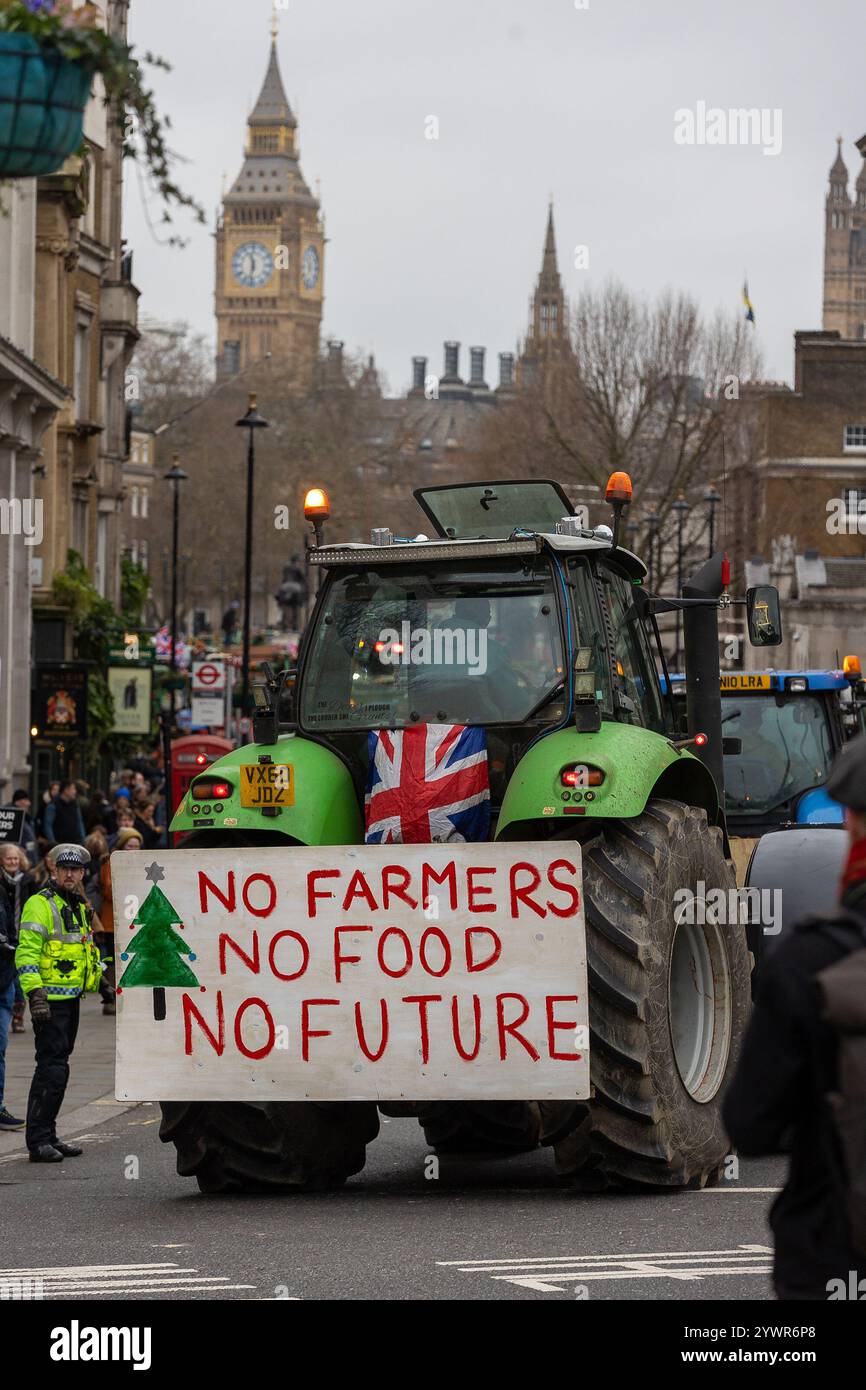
(215, 13), (325, 387)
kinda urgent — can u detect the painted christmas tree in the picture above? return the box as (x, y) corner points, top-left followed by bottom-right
(118, 876), (198, 1021)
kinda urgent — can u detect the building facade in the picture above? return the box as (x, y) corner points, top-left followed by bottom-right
(726, 331), (866, 667)
(0, 180), (68, 795)
(215, 36), (325, 387)
(822, 134), (866, 340)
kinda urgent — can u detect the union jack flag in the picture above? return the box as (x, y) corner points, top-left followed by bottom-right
(365, 724), (491, 844)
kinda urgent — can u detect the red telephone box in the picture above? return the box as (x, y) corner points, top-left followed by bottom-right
(170, 735), (233, 816)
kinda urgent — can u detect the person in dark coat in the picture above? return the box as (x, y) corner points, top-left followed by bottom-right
(42, 781), (86, 848)
(723, 732), (866, 1300)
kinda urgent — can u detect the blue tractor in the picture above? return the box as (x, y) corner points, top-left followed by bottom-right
(664, 665), (866, 959)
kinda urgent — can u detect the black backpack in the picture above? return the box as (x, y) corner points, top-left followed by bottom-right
(817, 911), (866, 1258)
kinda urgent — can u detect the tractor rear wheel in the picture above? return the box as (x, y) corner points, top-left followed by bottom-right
(159, 1100), (379, 1194)
(553, 798), (749, 1188)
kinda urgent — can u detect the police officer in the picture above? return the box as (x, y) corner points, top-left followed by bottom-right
(15, 844), (102, 1162)
(723, 732), (866, 1298)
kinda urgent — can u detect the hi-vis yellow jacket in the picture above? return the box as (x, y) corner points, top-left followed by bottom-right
(15, 887), (102, 1001)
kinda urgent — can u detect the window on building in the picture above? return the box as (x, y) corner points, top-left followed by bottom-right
(130, 485), (139, 518)
(72, 495), (88, 556)
(95, 513), (108, 597)
(141, 487), (149, 519)
(74, 316), (91, 420)
(139, 540), (149, 572)
(844, 424), (866, 452)
(843, 487), (866, 518)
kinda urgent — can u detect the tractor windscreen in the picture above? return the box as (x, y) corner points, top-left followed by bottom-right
(301, 558), (568, 730)
(721, 693), (835, 815)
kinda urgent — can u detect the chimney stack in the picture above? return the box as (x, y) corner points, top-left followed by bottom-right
(326, 339), (344, 382)
(497, 352), (515, 391)
(442, 340), (462, 383)
(411, 355), (427, 394)
(469, 346), (488, 389)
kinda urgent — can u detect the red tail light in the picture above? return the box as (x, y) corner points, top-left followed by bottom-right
(191, 778), (233, 800)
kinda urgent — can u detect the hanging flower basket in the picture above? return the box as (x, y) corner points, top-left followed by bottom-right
(0, 0), (204, 241)
(0, 31), (92, 177)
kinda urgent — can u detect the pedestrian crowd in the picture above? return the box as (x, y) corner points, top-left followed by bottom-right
(0, 758), (167, 1143)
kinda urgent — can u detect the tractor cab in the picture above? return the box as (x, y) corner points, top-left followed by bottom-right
(298, 520), (667, 824)
(664, 667), (858, 836)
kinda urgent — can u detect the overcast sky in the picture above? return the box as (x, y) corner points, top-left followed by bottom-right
(124, 0), (864, 397)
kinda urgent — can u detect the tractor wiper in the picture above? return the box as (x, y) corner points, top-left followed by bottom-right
(523, 680), (566, 721)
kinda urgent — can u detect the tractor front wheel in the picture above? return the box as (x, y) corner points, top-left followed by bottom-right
(554, 797), (749, 1188)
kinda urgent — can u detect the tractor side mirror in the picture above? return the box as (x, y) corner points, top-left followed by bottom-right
(746, 585), (782, 647)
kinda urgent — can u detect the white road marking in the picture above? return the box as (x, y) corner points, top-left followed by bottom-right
(439, 1244), (774, 1294)
(0, 1261), (254, 1297)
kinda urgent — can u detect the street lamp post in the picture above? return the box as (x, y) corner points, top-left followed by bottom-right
(646, 511), (661, 591)
(704, 483), (721, 558)
(235, 394), (269, 724)
(671, 494), (690, 669)
(162, 457), (188, 827)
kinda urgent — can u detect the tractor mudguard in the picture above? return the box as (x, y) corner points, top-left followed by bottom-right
(495, 722), (720, 836)
(745, 825), (848, 967)
(170, 734), (363, 844)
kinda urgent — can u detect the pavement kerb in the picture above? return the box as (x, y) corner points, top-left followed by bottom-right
(0, 1093), (143, 1163)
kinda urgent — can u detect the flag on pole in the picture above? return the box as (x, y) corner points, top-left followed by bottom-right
(364, 724), (491, 844)
(742, 280), (756, 324)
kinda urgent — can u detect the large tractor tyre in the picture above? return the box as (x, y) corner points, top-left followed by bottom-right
(553, 798), (750, 1189)
(159, 1100), (380, 1195)
(418, 1100), (541, 1157)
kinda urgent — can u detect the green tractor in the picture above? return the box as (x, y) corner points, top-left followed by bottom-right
(160, 477), (779, 1193)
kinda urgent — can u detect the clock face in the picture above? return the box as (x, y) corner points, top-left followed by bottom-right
(302, 244), (320, 290)
(232, 241), (274, 289)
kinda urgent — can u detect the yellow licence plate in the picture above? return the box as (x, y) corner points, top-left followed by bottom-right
(720, 674), (772, 692)
(239, 763), (294, 807)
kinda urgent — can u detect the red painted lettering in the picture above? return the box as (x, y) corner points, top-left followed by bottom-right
(465, 926), (502, 973)
(451, 994), (482, 1061)
(377, 927), (413, 978)
(496, 993), (539, 1061)
(546, 859), (581, 918)
(341, 870), (378, 913)
(241, 872), (276, 918)
(509, 862), (545, 919)
(307, 868), (340, 918)
(301, 998), (339, 1060)
(268, 930), (310, 981)
(546, 995), (582, 1060)
(334, 925), (372, 983)
(234, 997), (275, 1059)
(183, 990), (225, 1056)
(198, 870), (235, 915)
(382, 865), (419, 911)
(402, 994), (442, 1065)
(218, 931), (260, 975)
(466, 865), (497, 913)
(418, 926), (451, 977)
(421, 861), (458, 913)
(354, 998), (390, 1061)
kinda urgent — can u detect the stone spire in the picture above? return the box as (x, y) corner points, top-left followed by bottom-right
(249, 40), (295, 129)
(538, 199), (561, 294)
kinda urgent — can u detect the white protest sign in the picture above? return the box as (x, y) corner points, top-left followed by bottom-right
(113, 843), (589, 1102)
